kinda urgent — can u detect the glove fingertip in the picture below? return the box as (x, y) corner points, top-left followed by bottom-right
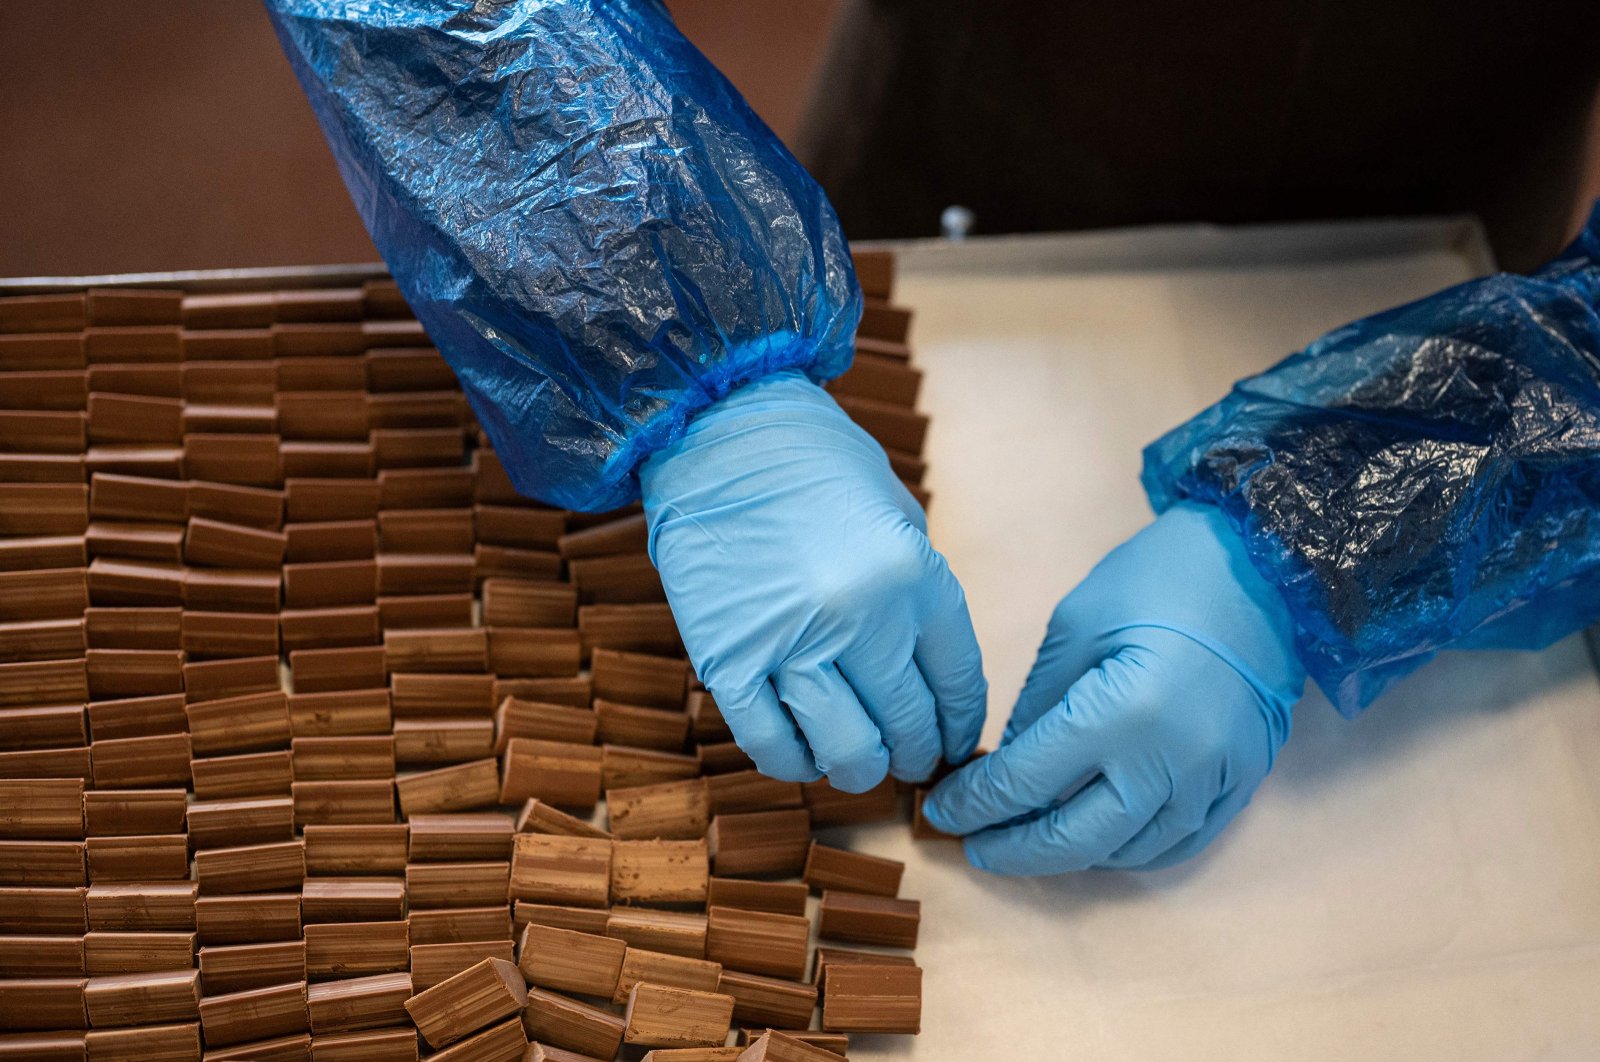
(936, 691), (985, 762)
(918, 782), (963, 834)
(823, 744), (890, 795)
(889, 745), (942, 788)
(747, 746), (823, 784)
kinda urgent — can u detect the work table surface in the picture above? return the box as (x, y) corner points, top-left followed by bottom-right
(835, 219), (1600, 1060)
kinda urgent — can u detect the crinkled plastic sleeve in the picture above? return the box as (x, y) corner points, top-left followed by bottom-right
(1142, 204), (1600, 715)
(265, 0), (861, 511)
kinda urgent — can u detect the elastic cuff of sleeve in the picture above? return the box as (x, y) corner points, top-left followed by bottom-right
(580, 331), (850, 512)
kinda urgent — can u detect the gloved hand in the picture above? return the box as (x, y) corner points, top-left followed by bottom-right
(922, 501), (1304, 872)
(641, 370), (987, 792)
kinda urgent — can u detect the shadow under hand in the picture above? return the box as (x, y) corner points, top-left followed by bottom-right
(1270, 638), (1595, 800)
(929, 636), (1596, 918)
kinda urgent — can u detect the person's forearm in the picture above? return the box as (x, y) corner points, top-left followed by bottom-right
(265, 0), (860, 511)
(1143, 204), (1600, 714)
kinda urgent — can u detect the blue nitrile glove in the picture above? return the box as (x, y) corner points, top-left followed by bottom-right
(922, 501), (1304, 873)
(641, 370), (987, 793)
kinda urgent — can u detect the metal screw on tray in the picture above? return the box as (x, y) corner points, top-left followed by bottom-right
(941, 204), (975, 240)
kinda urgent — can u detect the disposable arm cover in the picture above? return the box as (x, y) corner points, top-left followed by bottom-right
(1143, 206), (1600, 715)
(265, 0), (860, 511)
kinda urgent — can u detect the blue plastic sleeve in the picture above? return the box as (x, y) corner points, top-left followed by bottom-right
(265, 0), (861, 511)
(1143, 204), (1600, 715)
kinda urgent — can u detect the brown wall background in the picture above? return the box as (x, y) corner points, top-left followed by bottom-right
(0, 2), (1594, 279)
(1, 5), (378, 276)
(0, 2), (839, 278)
